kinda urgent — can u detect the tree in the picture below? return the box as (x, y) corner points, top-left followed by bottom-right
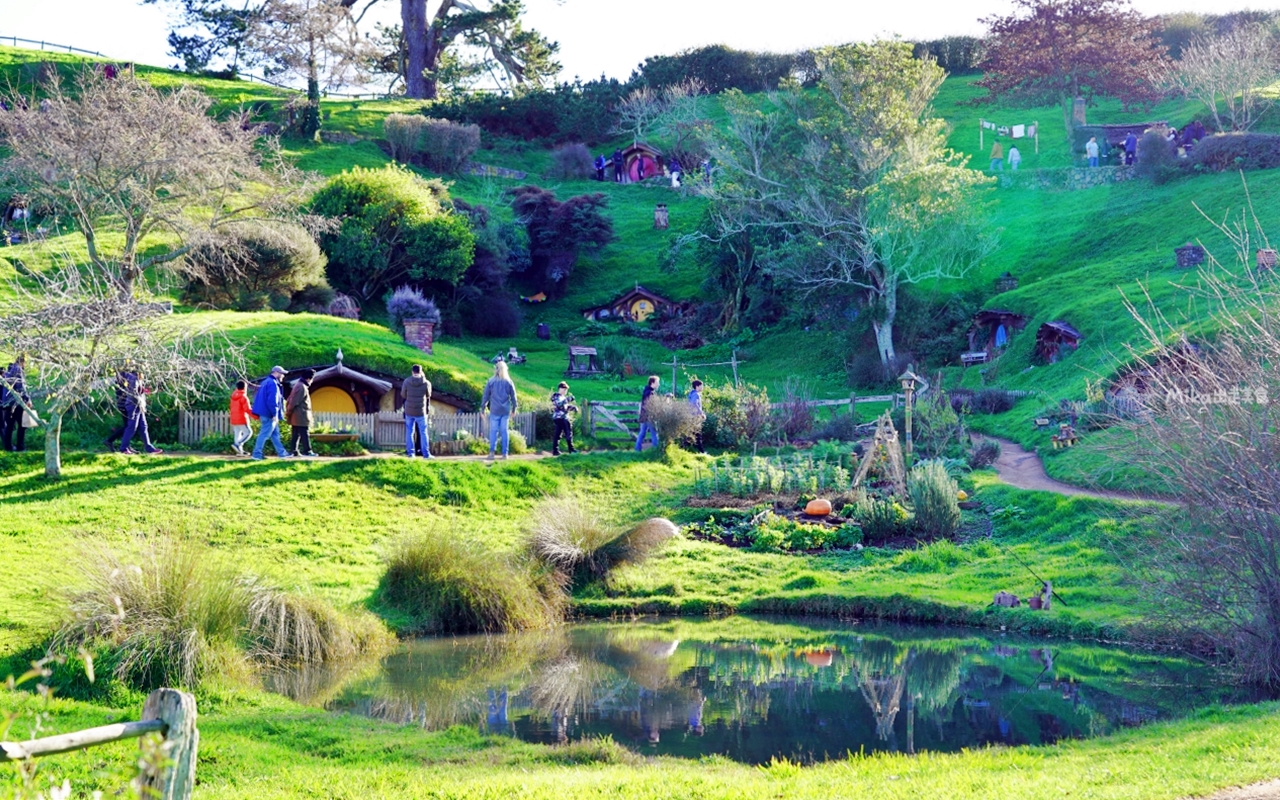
(142, 0), (261, 74)
(310, 165), (475, 302)
(1167, 25), (1280, 132)
(508, 186), (614, 297)
(1108, 194), (1280, 686)
(700, 43), (995, 367)
(0, 267), (237, 479)
(245, 0), (376, 134)
(398, 0), (560, 99)
(181, 220), (330, 310)
(974, 0), (1169, 132)
(0, 70), (304, 297)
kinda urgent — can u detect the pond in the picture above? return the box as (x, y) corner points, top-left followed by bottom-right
(267, 616), (1260, 764)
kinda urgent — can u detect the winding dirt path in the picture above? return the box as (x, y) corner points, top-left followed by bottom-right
(1197, 780), (1280, 800)
(977, 436), (1167, 503)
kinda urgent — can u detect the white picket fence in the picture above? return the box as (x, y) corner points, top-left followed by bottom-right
(178, 409), (536, 451)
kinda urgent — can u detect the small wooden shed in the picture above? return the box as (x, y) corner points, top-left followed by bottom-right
(566, 346), (604, 377)
(1035, 321), (1082, 363)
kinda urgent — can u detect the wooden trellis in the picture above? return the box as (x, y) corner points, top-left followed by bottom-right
(852, 411), (907, 497)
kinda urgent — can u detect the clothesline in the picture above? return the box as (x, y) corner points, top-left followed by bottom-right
(980, 118), (1040, 154)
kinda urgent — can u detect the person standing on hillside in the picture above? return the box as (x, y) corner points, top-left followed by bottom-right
(550, 381), (577, 456)
(594, 154), (606, 181)
(669, 156), (682, 187)
(251, 365), (292, 460)
(118, 369), (163, 455)
(286, 369), (317, 458)
(687, 378), (706, 453)
(481, 360), (518, 460)
(635, 375), (660, 452)
(0, 354), (29, 452)
(403, 364), (432, 458)
(1123, 131), (1138, 165)
(1007, 146), (1021, 170)
(989, 140), (1004, 171)
(1085, 137), (1099, 168)
(229, 380), (257, 456)
(612, 148), (624, 182)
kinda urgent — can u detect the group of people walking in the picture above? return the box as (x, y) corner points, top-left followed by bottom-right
(634, 375), (705, 453)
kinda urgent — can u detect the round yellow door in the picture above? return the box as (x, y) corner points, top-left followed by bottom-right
(631, 299), (654, 321)
(311, 385), (358, 414)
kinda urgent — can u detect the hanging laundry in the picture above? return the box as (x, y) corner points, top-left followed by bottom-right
(1012, 124), (1025, 139)
(997, 126), (1011, 136)
(1027, 124), (1037, 138)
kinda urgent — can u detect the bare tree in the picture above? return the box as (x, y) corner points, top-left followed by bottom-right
(614, 85), (665, 147)
(615, 79), (709, 155)
(1167, 24), (1280, 132)
(0, 70), (306, 297)
(0, 266), (242, 479)
(1109, 184), (1280, 685)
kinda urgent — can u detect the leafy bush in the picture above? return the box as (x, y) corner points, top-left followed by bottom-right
(381, 530), (561, 633)
(968, 438), (1002, 469)
(429, 77), (629, 145)
(384, 112), (428, 163)
(914, 392), (968, 460)
(850, 490), (910, 545)
(966, 388), (1018, 414)
(464, 291), (522, 337)
(181, 220), (328, 311)
(197, 431), (236, 453)
(1189, 132), (1280, 172)
(526, 496), (677, 587)
(702, 383), (771, 448)
(811, 413), (863, 442)
(549, 142), (595, 179)
(745, 513), (861, 553)
(53, 536), (385, 689)
(908, 460), (962, 538)
(772, 381), (815, 442)
(310, 166), (475, 302)
(419, 117), (481, 174)
(508, 185), (614, 294)
(645, 394), (703, 447)
(634, 45), (809, 92)
(1135, 131), (1180, 184)
(385, 284), (442, 332)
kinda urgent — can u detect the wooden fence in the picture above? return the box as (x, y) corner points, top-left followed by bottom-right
(0, 688), (198, 800)
(179, 409), (536, 451)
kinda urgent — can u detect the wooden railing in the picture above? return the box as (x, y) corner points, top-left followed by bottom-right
(179, 409), (536, 451)
(1, 689), (198, 800)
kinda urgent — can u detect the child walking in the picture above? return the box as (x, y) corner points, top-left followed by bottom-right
(230, 380), (257, 456)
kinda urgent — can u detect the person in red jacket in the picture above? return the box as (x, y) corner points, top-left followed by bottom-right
(229, 380), (258, 456)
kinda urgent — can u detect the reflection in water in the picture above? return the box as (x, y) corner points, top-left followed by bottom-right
(271, 617), (1261, 765)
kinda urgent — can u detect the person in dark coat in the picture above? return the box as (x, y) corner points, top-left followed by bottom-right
(0, 354), (30, 452)
(118, 369), (163, 455)
(594, 154), (606, 181)
(634, 375), (660, 451)
(1123, 132), (1138, 166)
(687, 379), (705, 453)
(403, 364), (432, 458)
(251, 365), (292, 459)
(550, 381), (578, 456)
(285, 369), (317, 457)
(612, 148), (624, 182)
(104, 371), (131, 450)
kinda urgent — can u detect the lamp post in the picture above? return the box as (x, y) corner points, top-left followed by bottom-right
(899, 369), (920, 467)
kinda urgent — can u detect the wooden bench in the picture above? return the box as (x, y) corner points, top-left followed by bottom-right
(961, 351), (989, 366)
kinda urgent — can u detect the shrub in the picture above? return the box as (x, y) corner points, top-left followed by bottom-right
(526, 496), (677, 586)
(549, 142), (595, 179)
(419, 117), (481, 174)
(1135, 130), (1180, 184)
(645, 394), (703, 447)
(384, 112), (428, 163)
(464, 291), (522, 337)
(967, 388), (1018, 414)
(850, 491), (910, 545)
(908, 460), (962, 538)
(914, 392), (968, 460)
(772, 381), (815, 442)
(508, 185), (614, 294)
(385, 285), (442, 332)
(381, 530), (560, 633)
(53, 537), (381, 689)
(310, 166), (475, 302)
(1189, 132), (1280, 172)
(743, 513), (861, 553)
(702, 383), (771, 448)
(812, 413), (862, 442)
(968, 438), (1001, 469)
(429, 78), (628, 145)
(180, 220), (328, 311)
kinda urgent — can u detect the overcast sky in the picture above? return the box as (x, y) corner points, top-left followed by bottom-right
(1, 0), (1245, 82)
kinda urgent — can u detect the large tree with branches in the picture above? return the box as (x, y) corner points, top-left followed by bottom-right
(0, 267), (239, 479)
(973, 0), (1169, 132)
(0, 70), (307, 297)
(1167, 24), (1280, 132)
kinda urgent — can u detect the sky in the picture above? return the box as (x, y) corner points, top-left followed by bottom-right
(0, 0), (1242, 84)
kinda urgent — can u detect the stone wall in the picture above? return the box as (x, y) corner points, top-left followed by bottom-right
(997, 165), (1138, 191)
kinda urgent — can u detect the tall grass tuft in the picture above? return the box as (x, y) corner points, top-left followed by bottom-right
(54, 536), (388, 690)
(381, 530), (562, 634)
(908, 460), (962, 538)
(526, 496), (678, 586)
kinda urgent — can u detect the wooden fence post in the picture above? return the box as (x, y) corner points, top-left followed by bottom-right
(140, 689), (198, 800)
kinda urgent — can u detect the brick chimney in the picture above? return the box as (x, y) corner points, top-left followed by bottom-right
(403, 319), (435, 355)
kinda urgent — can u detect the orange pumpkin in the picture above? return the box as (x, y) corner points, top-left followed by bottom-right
(805, 498), (833, 516)
(805, 650), (835, 668)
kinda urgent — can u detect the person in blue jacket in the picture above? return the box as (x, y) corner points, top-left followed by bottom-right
(251, 365), (292, 460)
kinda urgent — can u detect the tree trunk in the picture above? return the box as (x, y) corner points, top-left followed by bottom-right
(402, 0), (428, 98)
(44, 412), (61, 479)
(421, 25), (443, 100)
(871, 284), (898, 367)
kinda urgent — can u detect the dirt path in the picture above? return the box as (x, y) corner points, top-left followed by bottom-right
(1197, 780), (1280, 800)
(158, 450), (554, 462)
(977, 436), (1165, 503)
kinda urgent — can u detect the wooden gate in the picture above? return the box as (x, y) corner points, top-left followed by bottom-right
(587, 400), (640, 442)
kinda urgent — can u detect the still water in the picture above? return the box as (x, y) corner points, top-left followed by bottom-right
(269, 616), (1257, 764)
